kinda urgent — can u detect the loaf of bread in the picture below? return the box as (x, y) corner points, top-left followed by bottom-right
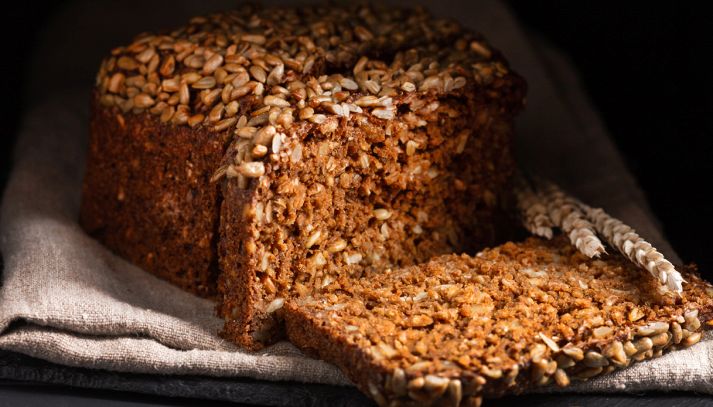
(81, 4), (526, 348)
(285, 237), (713, 406)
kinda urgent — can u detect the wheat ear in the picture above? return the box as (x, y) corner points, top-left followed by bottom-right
(514, 176), (554, 239)
(539, 181), (606, 258)
(584, 206), (684, 292)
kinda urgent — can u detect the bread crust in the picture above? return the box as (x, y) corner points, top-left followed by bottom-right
(81, 95), (231, 297)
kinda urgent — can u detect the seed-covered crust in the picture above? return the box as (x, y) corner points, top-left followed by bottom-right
(84, 3), (526, 347)
(94, 4), (524, 150)
(284, 237), (713, 406)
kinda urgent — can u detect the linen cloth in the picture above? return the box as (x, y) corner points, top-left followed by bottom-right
(2, 0), (711, 395)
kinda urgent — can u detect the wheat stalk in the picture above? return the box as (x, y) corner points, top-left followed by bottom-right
(539, 181), (606, 258)
(584, 206), (684, 292)
(514, 176), (554, 239)
(516, 175), (684, 293)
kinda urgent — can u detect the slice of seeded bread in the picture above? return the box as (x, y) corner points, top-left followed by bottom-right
(284, 237), (713, 406)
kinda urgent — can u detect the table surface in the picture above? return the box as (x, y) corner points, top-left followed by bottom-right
(1, 346), (712, 407)
(3, 381), (713, 407)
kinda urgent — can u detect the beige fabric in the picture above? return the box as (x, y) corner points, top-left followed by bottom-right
(1, 0), (711, 394)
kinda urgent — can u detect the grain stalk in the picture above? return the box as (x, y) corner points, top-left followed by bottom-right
(513, 176), (553, 239)
(539, 181), (606, 258)
(584, 206), (684, 292)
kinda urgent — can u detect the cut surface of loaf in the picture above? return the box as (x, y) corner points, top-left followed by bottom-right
(81, 4), (526, 348)
(284, 237), (713, 406)
(81, 101), (228, 298)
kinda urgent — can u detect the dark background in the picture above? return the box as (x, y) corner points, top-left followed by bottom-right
(1, 1), (713, 405)
(507, 1), (713, 275)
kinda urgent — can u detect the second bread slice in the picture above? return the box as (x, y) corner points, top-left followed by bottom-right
(285, 237), (713, 406)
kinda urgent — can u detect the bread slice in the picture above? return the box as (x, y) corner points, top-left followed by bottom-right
(284, 237), (713, 406)
(82, 4), (526, 348)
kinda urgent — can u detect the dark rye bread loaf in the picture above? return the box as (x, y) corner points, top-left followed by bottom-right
(284, 237), (713, 406)
(80, 4), (526, 348)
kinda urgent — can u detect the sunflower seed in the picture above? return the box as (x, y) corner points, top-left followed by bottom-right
(423, 375), (449, 397)
(236, 126), (257, 138)
(401, 81), (416, 92)
(407, 376), (425, 391)
(179, 82), (190, 105)
(266, 64), (284, 86)
(554, 354), (575, 369)
(345, 253), (362, 265)
(561, 345), (584, 361)
(327, 239), (347, 253)
(634, 337), (653, 353)
(447, 379), (462, 406)
(372, 107), (395, 120)
(265, 297), (284, 313)
(481, 367), (502, 379)
(264, 95), (290, 107)
(671, 321), (683, 344)
(554, 369), (570, 387)
(593, 326), (613, 338)
(651, 332), (671, 347)
(133, 93), (155, 108)
(252, 144), (268, 158)
(117, 56), (138, 70)
(203, 54), (223, 74)
(213, 117), (237, 131)
(637, 321), (669, 336)
(623, 341), (638, 356)
(184, 54), (205, 69)
(208, 103), (224, 122)
(391, 368), (407, 396)
(628, 308), (645, 322)
(684, 309), (701, 331)
(160, 106), (175, 123)
(305, 231), (321, 249)
(604, 341), (627, 365)
(681, 332), (702, 347)
(237, 162), (265, 178)
(583, 351), (609, 368)
(250, 65), (267, 83)
(201, 89), (221, 106)
(159, 55), (176, 77)
(192, 76), (216, 89)
(108, 72), (125, 93)
(242, 34), (266, 44)
(539, 332), (560, 352)
(271, 133), (283, 153)
(253, 125), (276, 146)
(373, 209), (391, 220)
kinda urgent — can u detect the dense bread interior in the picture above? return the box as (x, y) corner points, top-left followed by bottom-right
(285, 237), (713, 406)
(81, 103), (230, 297)
(219, 89), (517, 346)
